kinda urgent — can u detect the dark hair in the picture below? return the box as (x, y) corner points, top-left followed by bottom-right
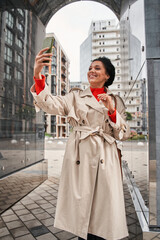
(92, 57), (115, 87)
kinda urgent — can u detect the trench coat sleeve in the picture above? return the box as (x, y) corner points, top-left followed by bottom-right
(30, 83), (73, 116)
(107, 95), (130, 141)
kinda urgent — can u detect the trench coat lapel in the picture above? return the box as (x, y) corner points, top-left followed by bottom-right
(80, 87), (106, 114)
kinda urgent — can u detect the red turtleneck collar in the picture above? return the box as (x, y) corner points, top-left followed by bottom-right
(90, 86), (106, 102)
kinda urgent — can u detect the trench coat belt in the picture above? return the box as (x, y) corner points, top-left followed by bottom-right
(73, 125), (115, 145)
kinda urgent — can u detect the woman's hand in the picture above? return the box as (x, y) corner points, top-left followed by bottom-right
(34, 48), (53, 79)
(97, 93), (115, 113)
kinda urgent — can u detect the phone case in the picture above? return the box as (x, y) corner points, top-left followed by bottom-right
(42, 37), (54, 63)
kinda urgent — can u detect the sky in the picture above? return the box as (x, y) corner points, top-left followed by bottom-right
(46, 1), (118, 82)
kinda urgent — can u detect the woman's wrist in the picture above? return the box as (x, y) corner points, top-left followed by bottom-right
(108, 108), (115, 114)
(34, 72), (42, 80)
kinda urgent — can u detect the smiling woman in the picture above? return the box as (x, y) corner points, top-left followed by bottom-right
(30, 48), (130, 240)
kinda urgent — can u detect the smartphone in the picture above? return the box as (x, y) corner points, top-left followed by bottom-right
(42, 37), (54, 63)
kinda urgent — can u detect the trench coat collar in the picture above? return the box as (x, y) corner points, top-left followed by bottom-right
(79, 86), (114, 114)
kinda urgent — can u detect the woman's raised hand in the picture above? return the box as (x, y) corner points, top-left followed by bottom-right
(34, 48), (53, 79)
(97, 93), (115, 114)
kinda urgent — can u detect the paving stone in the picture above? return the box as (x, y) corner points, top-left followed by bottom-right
(35, 200), (48, 205)
(0, 220), (5, 228)
(25, 204), (39, 210)
(6, 220), (24, 229)
(0, 235), (14, 240)
(1, 209), (14, 216)
(55, 230), (76, 240)
(19, 214), (36, 222)
(14, 209), (30, 216)
(47, 226), (62, 234)
(30, 208), (45, 215)
(45, 208), (55, 214)
(15, 234), (36, 240)
(10, 226), (30, 238)
(40, 218), (54, 227)
(2, 214), (19, 222)
(36, 232), (58, 240)
(12, 205), (25, 211)
(0, 227), (10, 237)
(24, 219), (42, 229)
(30, 225), (49, 237)
(35, 212), (51, 220)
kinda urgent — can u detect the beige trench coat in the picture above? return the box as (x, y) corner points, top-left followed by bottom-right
(30, 83), (130, 240)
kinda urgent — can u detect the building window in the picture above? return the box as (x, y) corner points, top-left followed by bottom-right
(117, 55), (120, 59)
(99, 49), (101, 52)
(17, 9), (24, 17)
(17, 22), (24, 34)
(4, 46), (13, 62)
(102, 27), (106, 30)
(103, 49), (105, 52)
(103, 42), (105, 45)
(102, 35), (104, 38)
(136, 84), (138, 88)
(6, 11), (14, 28)
(16, 54), (23, 65)
(136, 91), (139, 96)
(118, 84), (120, 88)
(108, 21), (110, 25)
(116, 48), (119, 51)
(137, 121), (140, 126)
(16, 38), (23, 49)
(117, 69), (120, 73)
(117, 62), (119, 66)
(116, 41), (119, 44)
(16, 70), (23, 82)
(117, 76), (120, 80)
(4, 64), (12, 80)
(99, 35), (101, 38)
(99, 42), (101, 45)
(118, 92), (120, 96)
(93, 22), (95, 26)
(137, 107), (139, 111)
(5, 29), (13, 45)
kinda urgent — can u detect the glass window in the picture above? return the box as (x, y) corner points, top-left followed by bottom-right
(136, 84), (139, 88)
(137, 107), (139, 111)
(6, 11), (14, 28)
(16, 53), (23, 65)
(17, 22), (24, 34)
(102, 35), (104, 38)
(99, 35), (101, 38)
(16, 70), (23, 82)
(118, 84), (120, 88)
(137, 121), (140, 126)
(118, 92), (120, 96)
(136, 91), (139, 96)
(117, 69), (120, 73)
(16, 38), (23, 49)
(116, 48), (119, 51)
(4, 64), (12, 80)
(4, 46), (13, 62)
(5, 29), (13, 45)
(17, 9), (24, 17)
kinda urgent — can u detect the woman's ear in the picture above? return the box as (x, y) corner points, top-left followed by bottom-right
(106, 74), (110, 81)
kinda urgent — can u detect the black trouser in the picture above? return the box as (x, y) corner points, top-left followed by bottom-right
(78, 233), (105, 240)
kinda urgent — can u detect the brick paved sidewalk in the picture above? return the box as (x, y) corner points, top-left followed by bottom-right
(0, 177), (78, 240)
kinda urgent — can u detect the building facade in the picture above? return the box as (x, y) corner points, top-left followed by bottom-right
(44, 33), (70, 138)
(80, 19), (144, 131)
(0, 8), (47, 212)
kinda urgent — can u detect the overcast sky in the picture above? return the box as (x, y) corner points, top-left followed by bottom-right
(46, 1), (118, 82)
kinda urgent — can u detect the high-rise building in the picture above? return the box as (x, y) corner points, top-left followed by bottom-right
(44, 33), (70, 138)
(80, 19), (143, 131)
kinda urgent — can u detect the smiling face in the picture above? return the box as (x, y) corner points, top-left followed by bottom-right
(87, 61), (110, 88)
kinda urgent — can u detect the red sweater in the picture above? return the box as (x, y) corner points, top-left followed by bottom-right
(34, 75), (116, 123)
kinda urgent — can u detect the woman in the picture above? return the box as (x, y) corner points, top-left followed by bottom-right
(30, 48), (130, 240)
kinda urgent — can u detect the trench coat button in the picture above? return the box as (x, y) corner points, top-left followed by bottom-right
(100, 159), (104, 164)
(82, 120), (85, 124)
(105, 119), (108, 123)
(76, 160), (80, 165)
